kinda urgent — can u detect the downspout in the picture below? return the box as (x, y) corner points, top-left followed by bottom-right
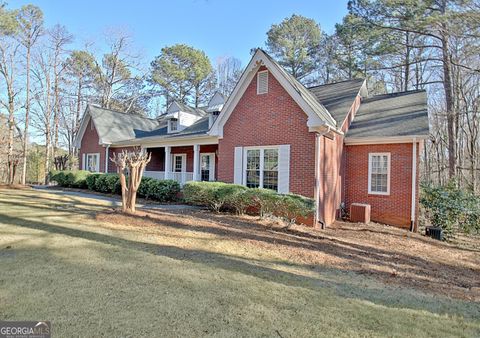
(410, 137), (417, 232)
(314, 127), (329, 229)
(105, 145), (110, 173)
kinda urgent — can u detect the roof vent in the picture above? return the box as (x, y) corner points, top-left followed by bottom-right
(257, 70), (268, 95)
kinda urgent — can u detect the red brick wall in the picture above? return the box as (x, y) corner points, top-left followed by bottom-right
(79, 118), (106, 172)
(145, 147), (165, 171)
(318, 134), (344, 226)
(218, 66), (316, 198)
(345, 143), (419, 228)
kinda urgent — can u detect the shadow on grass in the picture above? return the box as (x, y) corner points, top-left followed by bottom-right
(1, 209), (479, 320)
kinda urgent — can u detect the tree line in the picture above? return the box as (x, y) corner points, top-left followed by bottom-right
(1, 1), (479, 193)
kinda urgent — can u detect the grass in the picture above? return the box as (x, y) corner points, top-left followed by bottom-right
(0, 188), (479, 337)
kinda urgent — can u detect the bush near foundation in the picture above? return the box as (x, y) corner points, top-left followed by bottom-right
(50, 170), (180, 203)
(183, 181), (315, 225)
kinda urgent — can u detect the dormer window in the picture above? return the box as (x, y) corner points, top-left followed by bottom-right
(257, 70), (268, 95)
(168, 118), (178, 133)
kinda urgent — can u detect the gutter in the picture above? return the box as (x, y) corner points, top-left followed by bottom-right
(314, 130), (329, 229)
(410, 137), (417, 232)
(104, 144), (110, 173)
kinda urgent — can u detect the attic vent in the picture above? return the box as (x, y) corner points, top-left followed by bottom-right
(257, 70), (268, 94)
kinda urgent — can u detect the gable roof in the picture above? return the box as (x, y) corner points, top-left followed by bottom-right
(210, 49), (338, 138)
(346, 90), (429, 139)
(164, 101), (207, 118)
(135, 116), (210, 139)
(75, 105), (160, 147)
(308, 78), (366, 125)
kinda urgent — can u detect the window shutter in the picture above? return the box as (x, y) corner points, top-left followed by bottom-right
(234, 146), (243, 184)
(257, 71), (268, 94)
(278, 145), (290, 193)
(82, 153), (86, 170)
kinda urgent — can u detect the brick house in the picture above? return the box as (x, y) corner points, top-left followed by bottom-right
(74, 49), (429, 230)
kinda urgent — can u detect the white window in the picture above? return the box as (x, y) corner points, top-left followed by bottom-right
(168, 118), (178, 133)
(86, 153), (100, 172)
(172, 154), (186, 172)
(200, 153), (215, 181)
(257, 70), (268, 95)
(368, 153), (391, 195)
(244, 147), (278, 191)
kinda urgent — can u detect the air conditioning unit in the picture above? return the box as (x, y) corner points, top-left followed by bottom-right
(425, 226), (443, 241)
(350, 203), (371, 224)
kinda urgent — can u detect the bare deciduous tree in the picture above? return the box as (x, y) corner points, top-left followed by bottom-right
(110, 149), (151, 214)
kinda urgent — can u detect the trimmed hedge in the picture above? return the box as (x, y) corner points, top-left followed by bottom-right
(183, 181), (315, 224)
(49, 170), (180, 203)
(50, 170), (90, 188)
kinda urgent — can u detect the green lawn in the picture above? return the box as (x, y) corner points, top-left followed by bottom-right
(0, 188), (479, 337)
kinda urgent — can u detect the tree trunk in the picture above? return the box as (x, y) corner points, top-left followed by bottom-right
(21, 46), (31, 185)
(7, 94), (15, 184)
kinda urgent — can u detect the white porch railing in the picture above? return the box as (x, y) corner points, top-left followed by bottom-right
(143, 170), (194, 186)
(144, 171), (165, 180)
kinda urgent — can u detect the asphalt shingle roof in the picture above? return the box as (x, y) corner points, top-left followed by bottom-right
(308, 78), (365, 125)
(346, 90), (429, 138)
(88, 105), (160, 144)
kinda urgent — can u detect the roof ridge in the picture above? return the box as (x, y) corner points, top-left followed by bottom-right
(365, 89), (426, 101)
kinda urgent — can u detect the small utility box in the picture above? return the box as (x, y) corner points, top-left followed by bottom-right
(350, 203), (371, 224)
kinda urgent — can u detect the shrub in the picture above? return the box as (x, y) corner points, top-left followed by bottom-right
(49, 170), (90, 188)
(94, 174), (120, 194)
(49, 170), (67, 186)
(147, 179), (180, 202)
(421, 182), (480, 237)
(137, 177), (155, 199)
(183, 181), (315, 223)
(183, 181), (229, 212)
(86, 173), (101, 191)
(64, 170), (90, 188)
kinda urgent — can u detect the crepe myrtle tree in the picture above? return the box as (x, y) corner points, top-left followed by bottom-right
(110, 148), (151, 214)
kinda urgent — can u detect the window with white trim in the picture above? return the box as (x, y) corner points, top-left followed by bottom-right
(244, 147), (278, 191)
(257, 70), (268, 94)
(168, 118), (178, 133)
(368, 153), (390, 195)
(86, 153), (100, 172)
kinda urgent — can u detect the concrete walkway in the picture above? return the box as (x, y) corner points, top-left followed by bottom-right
(32, 185), (201, 211)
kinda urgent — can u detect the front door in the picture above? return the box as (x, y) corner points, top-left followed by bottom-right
(200, 153), (215, 181)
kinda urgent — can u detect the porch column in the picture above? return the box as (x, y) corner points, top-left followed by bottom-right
(193, 144), (200, 181)
(164, 146), (171, 180)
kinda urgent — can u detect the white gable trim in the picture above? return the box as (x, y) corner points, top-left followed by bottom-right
(209, 49), (335, 139)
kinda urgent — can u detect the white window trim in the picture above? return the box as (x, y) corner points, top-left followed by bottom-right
(368, 152), (391, 195)
(242, 145), (279, 191)
(167, 119), (179, 133)
(256, 70), (268, 95)
(171, 153), (187, 172)
(86, 153), (100, 173)
(200, 152), (216, 181)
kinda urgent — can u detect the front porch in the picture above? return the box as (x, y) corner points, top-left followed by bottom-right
(143, 144), (218, 186)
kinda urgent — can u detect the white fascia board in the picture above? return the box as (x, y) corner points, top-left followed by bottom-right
(111, 135), (219, 148)
(209, 49), (334, 138)
(73, 107), (92, 148)
(345, 135), (429, 145)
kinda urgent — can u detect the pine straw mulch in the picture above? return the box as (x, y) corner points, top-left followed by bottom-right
(95, 208), (480, 302)
(0, 184), (32, 190)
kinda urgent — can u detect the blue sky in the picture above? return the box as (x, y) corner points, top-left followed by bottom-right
(12, 0), (349, 66)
